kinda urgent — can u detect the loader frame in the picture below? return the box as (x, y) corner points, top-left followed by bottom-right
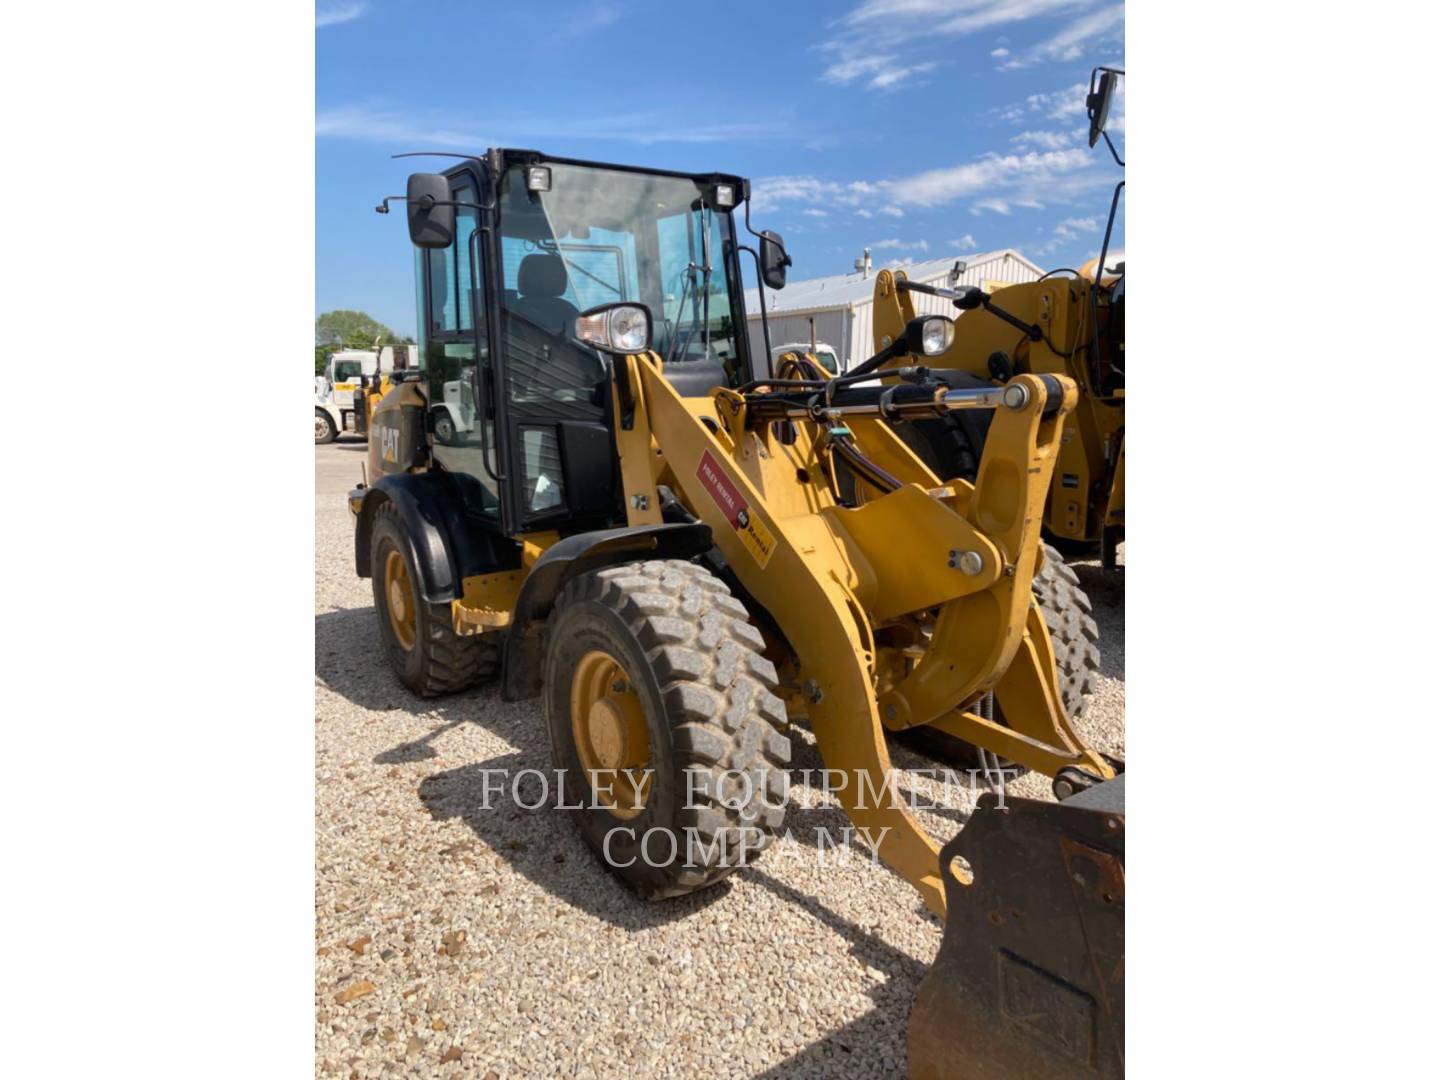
(600, 351), (1111, 912)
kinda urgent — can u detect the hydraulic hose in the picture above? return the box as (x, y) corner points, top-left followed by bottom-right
(829, 433), (902, 495)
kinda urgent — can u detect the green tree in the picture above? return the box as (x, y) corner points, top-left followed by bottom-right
(314, 311), (414, 375)
(316, 309), (398, 348)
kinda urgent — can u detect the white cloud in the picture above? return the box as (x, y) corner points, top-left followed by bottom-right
(952, 233), (977, 249)
(752, 78), (1117, 228)
(1031, 83), (1091, 120)
(1033, 4), (1124, 62)
(318, 103), (790, 150)
(822, 53), (938, 92)
(316, 104), (483, 148)
(885, 146), (1094, 207)
(841, 0), (1095, 35)
(1011, 129), (1074, 149)
(317, 2), (367, 28)
(751, 175), (884, 212)
(822, 55), (891, 84)
(871, 238), (930, 251)
(818, 1), (1112, 91)
(755, 138), (1108, 227)
(991, 5), (1123, 67)
(1034, 214), (1103, 253)
(994, 78), (1124, 143)
(869, 61), (939, 90)
(802, 208), (829, 218)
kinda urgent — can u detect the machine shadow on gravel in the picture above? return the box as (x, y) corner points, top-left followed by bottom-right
(781, 727), (988, 847)
(745, 867), (929, 1079)
(316, 607), (536, 746)
(320, 606), (730, 928)
(420, 748), (938, 1077)
(418, 754), (732, 930)
(322, 605), (967, 933)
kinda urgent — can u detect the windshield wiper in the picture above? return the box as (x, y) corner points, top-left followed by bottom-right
(666, 206), (714, 366)
(541, 241), (622, 298)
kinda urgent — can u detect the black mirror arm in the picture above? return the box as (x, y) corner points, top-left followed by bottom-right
(738, 242), (774, 369)
(896, 278), (1042, 341)
(612, 357), (637, 431)
(742, 198), (792, 268)
(1101, 129), (1124, 168)
(375, 195), (486, 215)
(897, 279), (970, 304)
(980, 297), (1044, 342)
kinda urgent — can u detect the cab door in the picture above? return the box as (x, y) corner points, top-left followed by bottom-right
(419, 170), (505, 525)
(489, 166), (620, 534)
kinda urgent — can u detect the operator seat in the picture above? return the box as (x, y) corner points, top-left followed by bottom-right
(512, 254), (579, 336)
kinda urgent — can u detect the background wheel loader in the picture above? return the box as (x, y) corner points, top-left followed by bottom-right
(351, 148), (1123, 1075)
(868, 68), (1126, 570)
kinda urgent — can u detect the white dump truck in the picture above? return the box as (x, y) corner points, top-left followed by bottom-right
(315, 345), (417, 444)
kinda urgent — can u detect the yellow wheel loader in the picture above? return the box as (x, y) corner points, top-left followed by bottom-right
(869, 67), (1125, 571)
(351, 149), (1123, 1075)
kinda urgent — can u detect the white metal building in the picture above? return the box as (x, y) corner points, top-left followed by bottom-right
(744, 249), (1045, 372)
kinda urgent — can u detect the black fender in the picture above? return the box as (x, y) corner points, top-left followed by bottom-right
(355, 478), (456, 604)
(355, 473), (522, 605)
(501, 522), (714, 701)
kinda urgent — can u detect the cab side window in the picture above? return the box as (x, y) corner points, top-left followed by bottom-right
(424, 180), (498, 517)
(426, 184), (481, 340)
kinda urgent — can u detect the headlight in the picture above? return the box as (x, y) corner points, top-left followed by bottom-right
(526, 166), (551, 192)
(574, 303), (653, 355)
(610, 306), (650, 352)
(714, 183), (736, 208)
(921, 316), (956, 360)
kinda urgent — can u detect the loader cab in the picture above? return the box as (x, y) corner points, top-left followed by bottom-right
(411, 151), (756, 537)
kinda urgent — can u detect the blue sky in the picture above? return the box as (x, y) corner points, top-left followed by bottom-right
(317, 0), (1125, 338)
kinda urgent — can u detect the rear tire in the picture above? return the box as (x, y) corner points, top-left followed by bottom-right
(369, 501), (498, 697)
(315, 409), (338, 445)
(544, 559), (791, 900)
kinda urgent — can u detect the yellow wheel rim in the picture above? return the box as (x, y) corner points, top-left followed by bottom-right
(569, 650), (652, 820)
(383, 549), (417, 652)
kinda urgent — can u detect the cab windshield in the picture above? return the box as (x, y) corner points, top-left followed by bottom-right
(496, 162), (745, 389)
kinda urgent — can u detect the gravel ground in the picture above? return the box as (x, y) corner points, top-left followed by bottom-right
(315, 438), (1125, 1079)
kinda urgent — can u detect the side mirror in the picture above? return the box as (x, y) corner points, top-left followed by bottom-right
(950, 286), (985, 311)
(407, 173), (455, 249)
(1087, 70), (1119, 148)
(760, 230), (791, 290)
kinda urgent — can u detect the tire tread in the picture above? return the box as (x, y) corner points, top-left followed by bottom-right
(552, 558), (791, 898)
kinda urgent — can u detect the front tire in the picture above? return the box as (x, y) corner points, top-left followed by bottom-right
(544, 559), (791, 899)
(1032, 541), (1101, 717)
(315, 409), (338, 445)
(898, 542), (1101, 774)
(369, 501), (498, 697)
